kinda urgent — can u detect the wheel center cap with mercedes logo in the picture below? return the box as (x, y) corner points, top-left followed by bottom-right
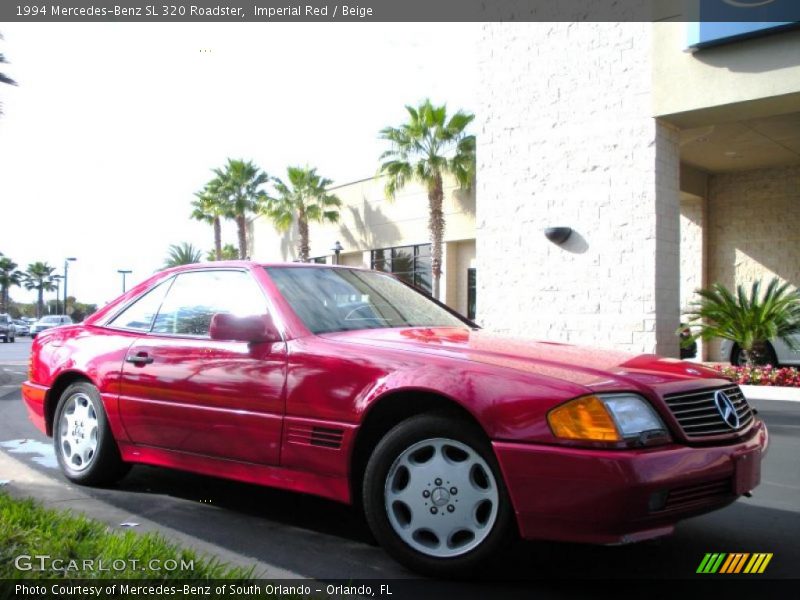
(431, 487), (450, 507)
(714, 390), (740, 429)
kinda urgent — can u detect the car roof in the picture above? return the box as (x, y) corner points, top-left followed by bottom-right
(157, 260), (373, 275)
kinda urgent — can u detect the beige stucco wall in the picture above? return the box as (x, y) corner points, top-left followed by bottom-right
(251, 175), (475, 263)
(705, 165), (800, 359)
(477, 22), (681, 356)
(443, 239), (476, 318)
(653, 23), (800, 126)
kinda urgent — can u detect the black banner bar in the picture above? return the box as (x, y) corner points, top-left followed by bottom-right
(3, 1), (800, 23)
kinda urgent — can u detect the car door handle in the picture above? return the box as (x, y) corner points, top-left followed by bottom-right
(125, 353), (154, 365)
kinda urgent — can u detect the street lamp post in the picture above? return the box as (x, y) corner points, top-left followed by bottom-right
(117, 269), (132, 294)
(331, 241), (344, 265)
(63, 257), (76, 315)
(52, 275), (62, 315)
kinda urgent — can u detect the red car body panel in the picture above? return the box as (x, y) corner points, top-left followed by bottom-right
(21, 261), (768, 542)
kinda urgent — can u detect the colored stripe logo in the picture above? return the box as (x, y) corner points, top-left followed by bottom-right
(697, 553), (773, 574)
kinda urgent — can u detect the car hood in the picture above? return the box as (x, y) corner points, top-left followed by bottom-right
(321, 327), (726, 393)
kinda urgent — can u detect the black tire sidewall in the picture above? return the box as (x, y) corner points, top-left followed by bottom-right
(362, 413), (515, 577)
(53, 381), (128, 486)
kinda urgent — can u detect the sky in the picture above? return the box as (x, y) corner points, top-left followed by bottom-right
(0, 23), (479, 306)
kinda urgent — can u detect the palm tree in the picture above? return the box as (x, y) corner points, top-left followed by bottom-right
(0, 254), (22, 313)
(213, 159), (269, 259)
(378, 100), (475, 299)
(263, 166), (342, 262)
(683, 278), (800, 366)
(0, 33), (17, 116)
(205, 243), (238, 262)
(163, 243), (202, 268)
(23, 262), (57, 318)
(191, 179), (228, 261)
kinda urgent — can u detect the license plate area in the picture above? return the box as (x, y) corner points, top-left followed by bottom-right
(734, 448), (762, 495)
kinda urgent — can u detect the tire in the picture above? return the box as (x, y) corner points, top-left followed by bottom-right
(731, 343), (778, 367)
(53, 381), (130, 486)
(363, 413), (515, 577)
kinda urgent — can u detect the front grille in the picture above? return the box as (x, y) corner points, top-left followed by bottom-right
(662, 478), (733, 512)
(664, 385), (754, 438)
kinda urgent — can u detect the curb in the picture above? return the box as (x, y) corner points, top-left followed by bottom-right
(740, 385), (800, 403)
(0, 450), (303, 579)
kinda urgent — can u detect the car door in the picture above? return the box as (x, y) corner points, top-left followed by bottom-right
(773, 333), (800, 365)
(117, 269), (286, 465)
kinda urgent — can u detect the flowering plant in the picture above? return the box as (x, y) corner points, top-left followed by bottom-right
(711, 364), (800, 387)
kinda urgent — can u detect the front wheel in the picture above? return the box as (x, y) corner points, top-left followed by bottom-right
(53, 381), (130, 486)
(363, 413), (515, 577)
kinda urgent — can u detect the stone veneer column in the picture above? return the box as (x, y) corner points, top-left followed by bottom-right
(476, 23), (680, 356)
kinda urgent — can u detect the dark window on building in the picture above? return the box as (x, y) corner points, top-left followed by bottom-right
(467, 268), (476, 321)
(370, 244), (432, 294)
(310, 257), (327, 264)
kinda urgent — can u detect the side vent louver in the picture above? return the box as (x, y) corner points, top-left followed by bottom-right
(287, 424), (344, 449)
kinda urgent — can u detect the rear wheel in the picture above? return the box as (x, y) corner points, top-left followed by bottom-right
(363, 413), (514, 577)
(53, 382), (130, 486)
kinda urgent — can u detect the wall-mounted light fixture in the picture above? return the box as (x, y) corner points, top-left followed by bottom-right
(544, 227), (573, 245)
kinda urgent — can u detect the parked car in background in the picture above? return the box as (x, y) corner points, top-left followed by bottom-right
(30, 315), (73, 338)
(0, 314), (15, 343)
(12, 320), (30, 336)
(22, 262), (768, 576)
(720, 336), (800, 366)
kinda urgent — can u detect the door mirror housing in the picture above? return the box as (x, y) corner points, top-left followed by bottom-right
(209, 313), (281, 344)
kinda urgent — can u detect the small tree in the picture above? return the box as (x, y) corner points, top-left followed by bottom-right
(0, 254), (22, 313)
(213, 159), (269, 259)
(163, 243), (202, 268)
(0, 32), (17, 116)
(191, 179), (229, 261)
(683, 278), (800, 366)
(206, 243), (238, 262)
(22, 262), (57, 318)
(263, 166), (341, 262)
(379, 100), (475, 299)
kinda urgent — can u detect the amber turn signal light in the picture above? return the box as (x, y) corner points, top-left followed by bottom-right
(548, 395), (622, 442)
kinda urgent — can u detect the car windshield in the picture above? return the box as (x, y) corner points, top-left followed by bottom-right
(266, 267), (469, 334)
(39, 316), (62, 324)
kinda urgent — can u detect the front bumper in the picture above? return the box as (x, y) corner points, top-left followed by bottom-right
(22, 381), (50, 435)
(493, 420), (768, 544)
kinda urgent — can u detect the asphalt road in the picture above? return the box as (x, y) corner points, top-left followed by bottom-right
(1, 338), (798, 587)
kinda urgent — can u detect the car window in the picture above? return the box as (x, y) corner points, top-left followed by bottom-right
(107, 278), (173, 331)
(266, 267), (468, 334)
(151, 270), (267, 337)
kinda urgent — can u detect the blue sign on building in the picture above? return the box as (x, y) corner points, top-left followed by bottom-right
(687, 0), (800, 50)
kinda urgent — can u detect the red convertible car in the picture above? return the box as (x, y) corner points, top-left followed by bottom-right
(22, 262), (767, 575)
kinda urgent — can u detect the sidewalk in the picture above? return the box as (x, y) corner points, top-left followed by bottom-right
(0, 449), (302, 579)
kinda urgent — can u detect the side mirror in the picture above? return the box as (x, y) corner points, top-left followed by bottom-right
(209, 313), (281, 344)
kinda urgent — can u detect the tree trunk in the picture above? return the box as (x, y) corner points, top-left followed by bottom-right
(298, 212), (310, 262)
(0, 285), (6, 313)
(213, 217), (222, 261)
(236, 214), (247, 259)
(37, 287), (43, 319)
(428, 173), (445, 300)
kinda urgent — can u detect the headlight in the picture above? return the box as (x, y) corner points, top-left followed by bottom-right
(548, 394), (668, 445)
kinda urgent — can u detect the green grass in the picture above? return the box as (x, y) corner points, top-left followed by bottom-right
(0, 492), (254, 580)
